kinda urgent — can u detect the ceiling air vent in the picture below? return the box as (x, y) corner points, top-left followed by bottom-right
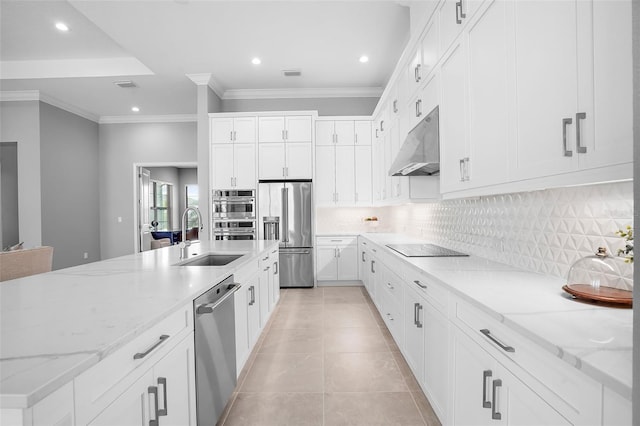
(114, 80), (137, 88)
(282, 69), (302, 77)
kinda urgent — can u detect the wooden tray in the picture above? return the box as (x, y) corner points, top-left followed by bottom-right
(562, 284), (633, 307)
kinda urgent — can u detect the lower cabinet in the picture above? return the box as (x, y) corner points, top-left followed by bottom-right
(90, 333), (196, 426)
(452, 327), (571, 426)
(316, 236), (359, 282)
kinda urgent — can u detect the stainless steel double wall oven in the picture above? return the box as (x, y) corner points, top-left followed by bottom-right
(212, 189), (256, 240)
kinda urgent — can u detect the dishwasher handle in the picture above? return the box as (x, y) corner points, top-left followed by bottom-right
(196, 284), (240, 315)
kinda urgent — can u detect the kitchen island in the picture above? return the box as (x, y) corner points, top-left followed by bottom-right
(0, 240), (279, 424)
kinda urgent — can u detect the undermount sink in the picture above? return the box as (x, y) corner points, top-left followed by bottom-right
(177, 254), (243, 267)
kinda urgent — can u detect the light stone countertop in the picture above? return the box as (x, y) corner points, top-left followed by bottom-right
(360, 233), (633, 400)
(0, 240), (279, 409)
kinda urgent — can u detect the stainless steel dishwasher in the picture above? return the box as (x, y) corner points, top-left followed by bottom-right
(194, 275), (238, 425)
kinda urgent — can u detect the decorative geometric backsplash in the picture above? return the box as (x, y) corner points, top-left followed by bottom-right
(316, 181), (634, 287)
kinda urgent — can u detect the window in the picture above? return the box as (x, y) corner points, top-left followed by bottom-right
(150, 181), (172, 230)
(185, 184), (199, 229)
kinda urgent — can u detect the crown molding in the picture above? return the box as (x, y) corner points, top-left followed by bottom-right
(207, 77), (225, 100)
(99, 114), (197, 124)
(0, 90), (99, 122)
(0, 57), (153, 80)
(186, 73), (212, 85)
(222, 87), (383, 100)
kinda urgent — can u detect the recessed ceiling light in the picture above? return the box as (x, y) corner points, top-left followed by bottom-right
(131, 106), (140, 112)
(55, 22), (69, 32)
(252, 57), (262, 65)
(359, 55), (369, 63)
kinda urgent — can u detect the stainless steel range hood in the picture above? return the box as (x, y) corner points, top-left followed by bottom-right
(389, 106), (439, 176)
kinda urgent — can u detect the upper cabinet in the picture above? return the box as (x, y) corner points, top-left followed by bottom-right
(210, 116), (256, 144)
(258, 115), (313, 180)
(315, 118), (373, 206)
(510, 0), (633, 181)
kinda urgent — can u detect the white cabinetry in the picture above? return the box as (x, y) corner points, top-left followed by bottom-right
(258, 116), (313, 179)
(440, 0), (509, 193)
(210, 115), (257, 189)
(452, 327), (571, 426)
(511, 0), (632, 180)
(315, 119), (373, 206)
(210, 116), (256, 144)
(211, 143), (256, 189)
(316, 236), (358, 282)
(259, 248), (280, 317)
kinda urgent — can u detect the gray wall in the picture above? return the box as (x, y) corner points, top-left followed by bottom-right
(221, 97), (379, 116)
(39, 102), (100, 269)
(0, 101), (43, 248)
(0, 142), (19, 248)
(99, 121), (197, 259)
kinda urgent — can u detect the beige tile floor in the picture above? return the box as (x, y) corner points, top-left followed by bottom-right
(217, 286), (442, 426)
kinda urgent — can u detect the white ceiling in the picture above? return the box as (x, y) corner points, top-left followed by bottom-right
(0, 0), (410, 120)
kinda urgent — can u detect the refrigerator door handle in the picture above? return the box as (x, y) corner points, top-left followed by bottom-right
(281, 187), (289, 243)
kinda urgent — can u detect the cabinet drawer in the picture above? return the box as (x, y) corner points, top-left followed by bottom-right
(380, 295), (404, 348)
(317, 236), (357, 246)
(74, 303), (193, 425)
(403, 267), (448, 313)
(454, 298), (601, 423)
(380, 267), (403, 306)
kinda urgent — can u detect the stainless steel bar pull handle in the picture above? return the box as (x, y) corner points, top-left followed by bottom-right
(273, 261), (278, 274)
(249, 286), (255, 305)
(455, 1), (462, 24)
(413, 302), (419, 326)
(414, 280), (427, 289)
(562, 118), (573, 157)
(460, 0), (466, 18)
(158, 377), (168, 416)
(576, 112), (587, 153)
(362, 251), (365, 262)
(148, 386), (160, 426)
(480, 329), (515, 352)
(416, 64), (421, 82)
(133, 335), (169, 360)
(371, 260), (376, 273)
(482, 370), (492, 408)
(492, 379), (503, 420)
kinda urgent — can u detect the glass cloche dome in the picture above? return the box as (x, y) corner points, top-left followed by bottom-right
(563, 247), (633, 307)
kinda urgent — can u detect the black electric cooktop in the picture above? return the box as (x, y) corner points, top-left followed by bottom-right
(386, 243), (469, 257)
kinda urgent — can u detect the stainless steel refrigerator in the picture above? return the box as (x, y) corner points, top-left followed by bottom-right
(258, 181), (313, 288)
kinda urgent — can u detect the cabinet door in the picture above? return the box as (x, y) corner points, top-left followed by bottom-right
(89, 370), (154, 426)
(259, 264), (271, 327)
(258, 143), (286, 179)
(234, 283), (250, 375)
(358, 244), (368, 284)
(439, 0), (464, 54)
(421, 17), (440, 79)
(316, 121), (335, 146)
(234, 144), (256, 189)
(404, 286), (425, 383)
(211, 118), (234, 144)
(407, 47), (422, 96)
(233, 117), (256, 143)
(354, 145), (372, 205)
(247, 276), (261, 348)
(258, 117), (285, 143)
(315, 145), (336, 205)
(271, 250), (280, 304)
(511, 0), (578, 179)
(211, 144), (235, 189)
(354, 121), (372, 145)
(316, 245), (338, 281)
(153, 335), (196, 426)
(499, 365), (571, 426)
(285, 142), (313, 179)
(451, 327), (494, 426)
(466, 0), (509, 188)
(439, 40), (469, 193)
(579, 0), (633, 170)
(335, 146), (355, 205)
(334, 121), (355, 145)
(423, 302), (449, 420)
(336, 243), (358, 280)
(285, 116), (312, 142)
